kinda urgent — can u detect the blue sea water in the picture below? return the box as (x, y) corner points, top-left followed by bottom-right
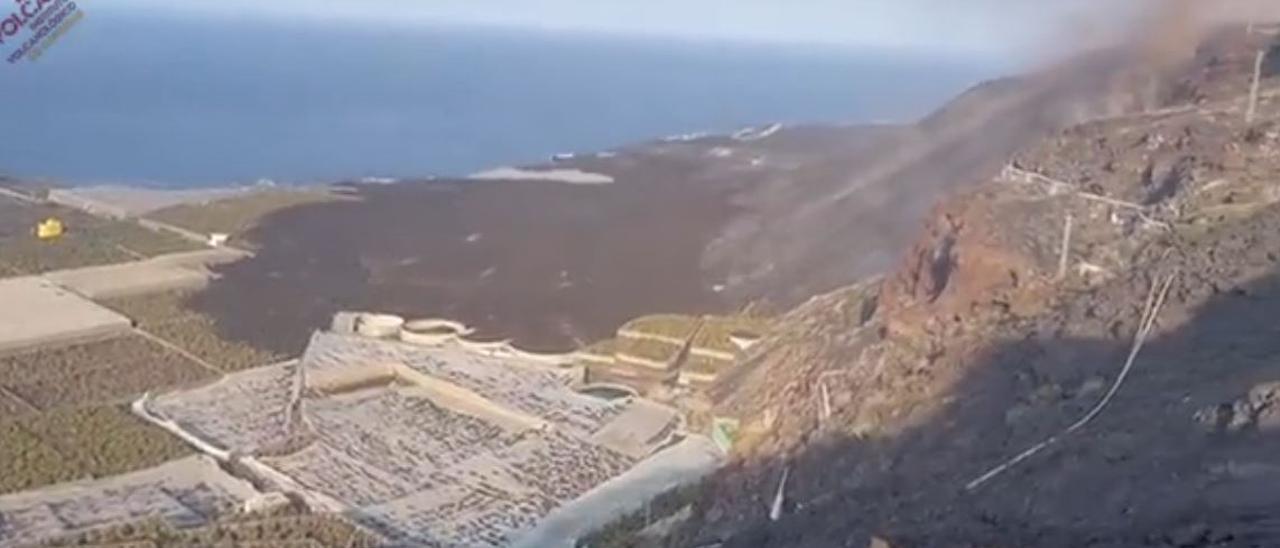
(2, 10), (1007, 187)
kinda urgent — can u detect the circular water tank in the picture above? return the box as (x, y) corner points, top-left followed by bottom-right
(577, 384), (638, 401)
(459, 334), (513, 354)
(356, 314), (405, 339)
(400, 319), (469, 346)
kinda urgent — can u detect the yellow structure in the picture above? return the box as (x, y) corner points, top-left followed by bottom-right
(36, 218), (64, 240)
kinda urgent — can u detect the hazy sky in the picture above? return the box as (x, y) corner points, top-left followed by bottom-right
(97, 0), (1146, 59)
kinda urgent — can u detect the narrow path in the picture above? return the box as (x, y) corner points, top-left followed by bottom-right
(0, 385), (39, 415)
(135, 217), (215, 248)
(0, 186), (41, 205)
(4, 182), (244, 251)
(114, 243), (147, 261)
(133, 327), (226, 377)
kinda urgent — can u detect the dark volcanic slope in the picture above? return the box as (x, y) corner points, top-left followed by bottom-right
(189, 154), (730, 353)
(188, 63), (1167, 355)
(706, 47), (1198, 306)
(194, 124), (900, 355)
(195, 29), (1261, 356)
(679, 26), (1280, 548)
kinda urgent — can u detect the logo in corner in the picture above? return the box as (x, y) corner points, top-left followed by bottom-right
(2, 0), (86, 64)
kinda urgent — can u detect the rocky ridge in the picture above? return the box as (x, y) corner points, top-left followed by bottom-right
(669, 25), (1280, 548)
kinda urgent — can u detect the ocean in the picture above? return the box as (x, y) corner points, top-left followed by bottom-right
(2, 10), (1007, 187)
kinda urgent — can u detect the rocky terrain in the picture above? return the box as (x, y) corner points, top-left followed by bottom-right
(9, 10), (1271, 548)
(183, 38), (1201, 355)
(657, 24), (1280, 548)
(189, 153), (752, 354)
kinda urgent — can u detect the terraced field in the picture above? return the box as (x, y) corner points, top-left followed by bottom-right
(0, 390), (32, 415)
(0, 336), (215, 412)
(615, 337), (682, 365)
(146, 189), (341, 245)
(0, 331), (251, 500)
(103, 291), (287, 372)
(0, 405), (191, 495)
(620, 314), (700, 340)
(618, 314), (770, 354)
(577, 338), (619, 362)
(43, 506), (383, 547)
(682, 353), (732, 378)
(691, 316), (770, 354)
(577, 312), (772, 391)
(0, 195), (201, 275)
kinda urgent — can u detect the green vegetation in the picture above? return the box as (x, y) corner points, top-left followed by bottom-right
(103, 292), (287, 372)
(42, 503), (383, 547)
(0, 421), (66, 494)
(579, 338), (618, 359)
(0, 336), (215, 412)
(615, 337), (682, 364)
(0, 389), (32, 415)
(0, 405), (192, 495)
(147, 189), (341, 243)
(94, 218), (203, 257)
(0, 202), (202, 274)
(682, 353), (732, 377)
(691, 316), (771, 354)
(0, 235), (133, 274)
(581, 313), (771, 385)
(618, 314), (770, 354)
(620, 314), (699, 339)
(0, 334), (216, 499)
(148, 319), (286, 372)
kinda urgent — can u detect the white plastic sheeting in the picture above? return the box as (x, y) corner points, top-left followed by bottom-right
(512, 436), (724, 548)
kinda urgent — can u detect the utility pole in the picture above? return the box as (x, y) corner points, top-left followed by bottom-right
(1057, 213), (1074, 281)
(769, 466), (789, 522)
(1248, 49), (1267, 124)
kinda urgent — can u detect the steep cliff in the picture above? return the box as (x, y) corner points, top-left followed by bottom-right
(675, 25), (1280, 548)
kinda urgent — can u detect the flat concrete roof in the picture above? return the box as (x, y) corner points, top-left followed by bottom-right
(0, 277), (132, 354)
